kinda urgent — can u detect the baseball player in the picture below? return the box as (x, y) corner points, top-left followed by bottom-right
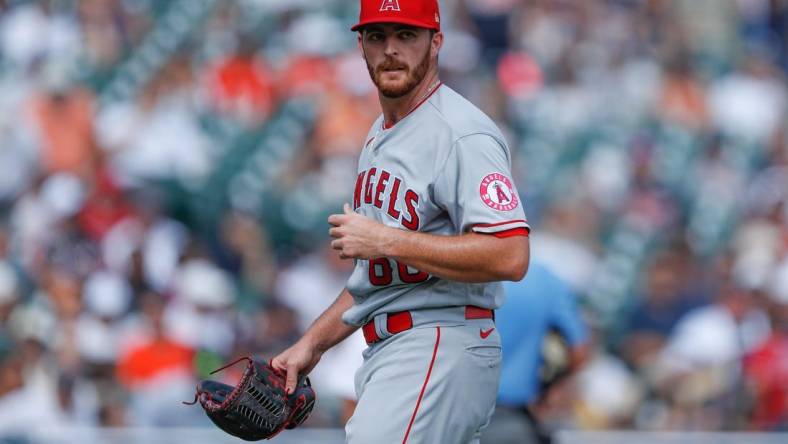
(272, 1), (530, 442)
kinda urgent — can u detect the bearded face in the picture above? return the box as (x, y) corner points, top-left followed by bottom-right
(366, 44), (431, 98)
(360, 26), (434, 99)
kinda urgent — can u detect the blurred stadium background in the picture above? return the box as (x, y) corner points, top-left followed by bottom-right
(0, 0), (787, 442)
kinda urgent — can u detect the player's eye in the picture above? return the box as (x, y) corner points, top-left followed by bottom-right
(399, 31), (416, 40)
(366, 32), (384, 42)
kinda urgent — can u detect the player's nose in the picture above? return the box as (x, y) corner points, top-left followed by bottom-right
(382, 39), (399, 58)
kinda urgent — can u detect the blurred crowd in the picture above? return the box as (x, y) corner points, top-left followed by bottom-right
(0, 0), (787, 439)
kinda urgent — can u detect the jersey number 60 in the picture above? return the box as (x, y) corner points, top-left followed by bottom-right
(368, 258), (429, 286)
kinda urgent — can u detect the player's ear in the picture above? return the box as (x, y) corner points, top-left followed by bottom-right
(430, 31), (443, 58)
(359, 38), (370, 64)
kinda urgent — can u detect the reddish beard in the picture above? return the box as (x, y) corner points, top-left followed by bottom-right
(366, 46), (432, 99)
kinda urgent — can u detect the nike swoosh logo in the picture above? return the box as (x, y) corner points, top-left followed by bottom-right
(480, 328), (495, 339)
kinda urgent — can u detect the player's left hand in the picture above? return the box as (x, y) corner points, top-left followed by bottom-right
(328, 203), (394, 260)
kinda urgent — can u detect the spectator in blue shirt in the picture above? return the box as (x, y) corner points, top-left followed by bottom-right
(482, 261), (589, 444)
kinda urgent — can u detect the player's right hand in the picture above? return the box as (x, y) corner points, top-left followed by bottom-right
(271, 339), (323, 395)
(328, 203), (394, 260)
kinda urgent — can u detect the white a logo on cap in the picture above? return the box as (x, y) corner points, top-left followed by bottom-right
(380, 0), (401, 12)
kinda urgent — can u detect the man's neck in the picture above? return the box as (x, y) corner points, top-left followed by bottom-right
(380, 72), (440, 128)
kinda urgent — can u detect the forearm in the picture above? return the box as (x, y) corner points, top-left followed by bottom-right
(328, 204), (529, 283)
(382, 230), (529, 283)
(300, 288), (359, 352)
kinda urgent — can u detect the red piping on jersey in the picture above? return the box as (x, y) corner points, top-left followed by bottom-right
(383, 82), (443, 130)
(473, 219), (529, 228)
(402, 326), (441, 444)
(492, 227), (530, 238)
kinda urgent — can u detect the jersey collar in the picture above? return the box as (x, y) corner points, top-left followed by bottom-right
(382, 81), (443, 130)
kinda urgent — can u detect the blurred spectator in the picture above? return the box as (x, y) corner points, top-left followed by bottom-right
(77, 165), (134, 242)
(206, 35), (275, 127)
(708, 55), (786, 144)
(482, 261), (589, 444)
(573, 343), (644, 429)
(101, 188), (188, 293)
(8, 173), (95, 276)
(75, 270), (134, 369)
(117, 291), (198, 426)
(96, 56), (212, 188)
(164, 258), (237, 355)
(527, 203), (599, 292)
(744, 260), (788, 429)
(215, 211), (277, 302)
(459, 0), (518, 63)
(0, 339), (65, 437)
(651, 262), (771, 429)
(117, 292), (192, 388)
(276, 12), (348, 98)
(0, 272), (65, 434)
(0, 1), (81, 71)
(27, 63), (97, 178)
(77, 0), (148, 73)
(277, 53), (335, 98)
(310, 84), (377, 159)
(658, 53), (709, 130)
(657, 266), (770, 374)
(37, 268), (82, 322)
(619, 246), (707, 370)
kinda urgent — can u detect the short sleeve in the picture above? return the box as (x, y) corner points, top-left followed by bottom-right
(433, 133), (530, 237)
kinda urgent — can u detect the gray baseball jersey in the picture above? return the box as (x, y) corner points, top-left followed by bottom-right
(342, 83), (530, 326)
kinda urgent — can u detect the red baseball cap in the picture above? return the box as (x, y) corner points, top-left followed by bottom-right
(351, 0), (441, 32)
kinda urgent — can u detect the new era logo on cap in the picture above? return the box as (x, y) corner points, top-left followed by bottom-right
(351, 0), (441, 32)
(380, 0), (401, 11)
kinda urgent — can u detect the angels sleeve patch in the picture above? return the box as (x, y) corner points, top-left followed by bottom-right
(479, 173), (519, 211)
